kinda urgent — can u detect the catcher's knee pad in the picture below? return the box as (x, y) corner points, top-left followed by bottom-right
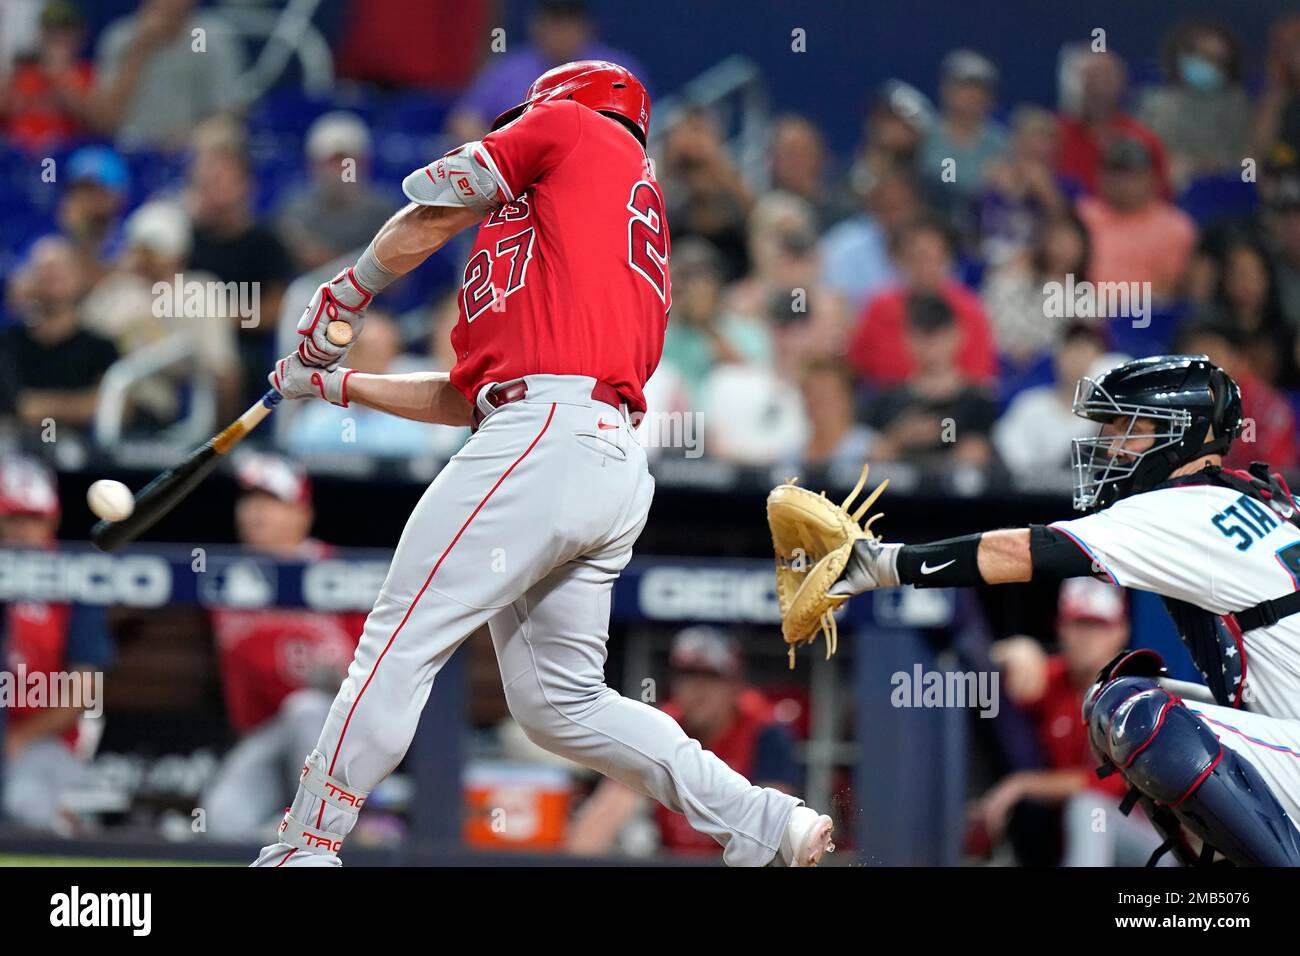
(1087, 676), (1300, 866)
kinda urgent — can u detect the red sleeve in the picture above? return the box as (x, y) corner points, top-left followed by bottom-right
(478, 100), (584, 200)
(846, 303), (875, 378)
(1019, 656), (1068, 717)
(952, 288), (999, 384)
(1055, 116), (1093, 190)
(342, 612), (367, 643)
(1140, 126), (1173, 201)
(217, 644), (265, 735)
(1263, 402), (1298, 469)
(74, 62), (94, 93)
(848, 292), (908, 384)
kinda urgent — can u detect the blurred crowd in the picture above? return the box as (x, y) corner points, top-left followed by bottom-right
(5, 0), (1295, 864)
(0, 2), (1297, 481)
(658, 20), (1300, 480)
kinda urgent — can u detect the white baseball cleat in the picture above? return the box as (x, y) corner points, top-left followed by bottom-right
(778, 806), (835, 866)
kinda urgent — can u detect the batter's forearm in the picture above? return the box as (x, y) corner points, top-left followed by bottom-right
(346, 371), (475, 427)
(370, 203), (484, 277)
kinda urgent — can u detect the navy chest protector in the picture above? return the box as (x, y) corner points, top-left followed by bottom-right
(1160, 463), (1300, 708)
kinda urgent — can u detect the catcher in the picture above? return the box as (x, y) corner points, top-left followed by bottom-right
(769, 355), (1300, 865)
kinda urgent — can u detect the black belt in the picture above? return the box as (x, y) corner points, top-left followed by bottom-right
(473, 379), (630, 426)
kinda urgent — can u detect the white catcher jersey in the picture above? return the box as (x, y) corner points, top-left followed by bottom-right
(1051, 480), (1300, 720)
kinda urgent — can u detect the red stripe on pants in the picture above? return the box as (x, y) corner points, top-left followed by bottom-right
(322, 403), (558, 795)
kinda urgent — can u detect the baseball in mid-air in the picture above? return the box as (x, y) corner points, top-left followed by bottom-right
(87, 479), (135, 522)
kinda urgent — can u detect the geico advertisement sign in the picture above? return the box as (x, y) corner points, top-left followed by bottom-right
(0, 549), (171, 606)
(637, 567), (779, 622)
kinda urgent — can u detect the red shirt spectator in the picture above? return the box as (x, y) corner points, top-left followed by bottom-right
(566, 627), (799, 858)
(1177, 323), (1299, 471)
(4, 602), (111, 748)
(212, 455), (364, 733)
(1, 2), (95, 153)
(848, 279), (998, 386)
(971, 578), (1133, 855)
(1058, 114), (1171, 199)
(0, 455), (112, 753)
(1056, 49), (1172, 198)
(1075, 137), (1195, 302)
(1228, 370), (1298, 471)
(335, 0), (489, 90)
(212, 604), (363, 735)
(4, 60), (94, 152)
(1021, 656), (1128, 801)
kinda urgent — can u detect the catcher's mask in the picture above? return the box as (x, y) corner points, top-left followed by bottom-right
(1070, 354), (1241, 511)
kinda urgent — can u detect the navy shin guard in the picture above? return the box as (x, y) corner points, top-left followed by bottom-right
(1086, 675), (1300, 866)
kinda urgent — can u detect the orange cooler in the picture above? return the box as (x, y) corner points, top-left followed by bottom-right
(463, 761), (574, 849)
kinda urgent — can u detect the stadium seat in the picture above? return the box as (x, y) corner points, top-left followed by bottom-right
(1104, 304), (1186, 359)
(372, 90), (455, 185)
(1178, 173), (1258, 228)
(996, 351), (1055, 411)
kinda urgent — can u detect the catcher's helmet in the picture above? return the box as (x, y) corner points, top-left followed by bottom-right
(1070, 354), (1243, 511)
(491, 60), (650, 144)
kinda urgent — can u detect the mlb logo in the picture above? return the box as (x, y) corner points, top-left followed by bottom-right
(198, 558), (278, 609)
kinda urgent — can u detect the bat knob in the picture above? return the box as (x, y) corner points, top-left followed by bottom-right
(325, 320), (353, 347)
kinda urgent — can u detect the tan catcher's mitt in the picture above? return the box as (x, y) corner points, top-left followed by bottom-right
(766, 463), (888, 668)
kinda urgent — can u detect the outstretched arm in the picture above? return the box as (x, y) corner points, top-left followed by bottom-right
(832, 526), (1093, 597)
(270, 360), (475, 428)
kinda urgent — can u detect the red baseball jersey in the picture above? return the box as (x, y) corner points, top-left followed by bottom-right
(4, 601), (110, 746)
(452, 100), (671, 414)
(1024, 657), (1128, 799)
(212, 609), (363, 734)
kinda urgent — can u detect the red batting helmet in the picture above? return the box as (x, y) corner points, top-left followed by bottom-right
(491, 60), (650, 144)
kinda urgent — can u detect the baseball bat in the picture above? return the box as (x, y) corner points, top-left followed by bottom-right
(89, 320), (353, 553)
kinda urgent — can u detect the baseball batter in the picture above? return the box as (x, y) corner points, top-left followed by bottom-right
(252, 61), (833, 867)
(832, 355), (1300, 865)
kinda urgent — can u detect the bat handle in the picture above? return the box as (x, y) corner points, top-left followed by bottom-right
(212, 389), (285, 454)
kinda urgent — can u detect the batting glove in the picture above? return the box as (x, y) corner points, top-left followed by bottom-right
(296, 267), (373, 368)
(270, 352), (354, 407)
